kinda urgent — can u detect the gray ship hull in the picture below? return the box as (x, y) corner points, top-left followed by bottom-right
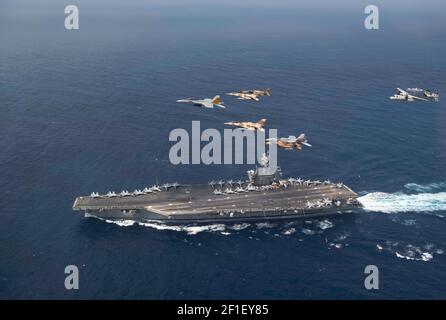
(73, 182), (360, 224)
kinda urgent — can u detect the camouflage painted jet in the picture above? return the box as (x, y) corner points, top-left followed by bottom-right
(176, 95), (225, 109)
(267, 133), (312, 150)
(224, 119), (267, 131)
(226, 88), (271, 101)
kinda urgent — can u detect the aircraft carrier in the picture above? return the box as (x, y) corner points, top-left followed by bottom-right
(73, 157), (360, 224)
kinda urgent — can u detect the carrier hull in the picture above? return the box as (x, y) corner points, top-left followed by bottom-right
(73, 182), (360, 224)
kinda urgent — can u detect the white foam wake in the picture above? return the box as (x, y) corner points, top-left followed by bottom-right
(404, 182), (446, 193)
(85, 213), (229, 235)
(114, 219), (227, 235)
(358, 192), (446, 213)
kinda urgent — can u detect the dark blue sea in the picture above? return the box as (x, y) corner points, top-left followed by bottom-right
(1, 0), (446, 299)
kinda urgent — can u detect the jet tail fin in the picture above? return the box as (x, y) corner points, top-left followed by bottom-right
(212, 95), (221, 105)
(257, 118), (267, 126)
(297, 133), (312, 147)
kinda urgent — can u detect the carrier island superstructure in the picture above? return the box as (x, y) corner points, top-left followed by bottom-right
(73, 156), (360, 223)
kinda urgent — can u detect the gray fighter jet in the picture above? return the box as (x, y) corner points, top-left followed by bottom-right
(176, 95), (225, 109)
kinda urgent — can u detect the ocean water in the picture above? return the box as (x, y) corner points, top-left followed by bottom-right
(1, 0), (446, 299)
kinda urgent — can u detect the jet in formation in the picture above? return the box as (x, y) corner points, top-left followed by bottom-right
(224, 118), (267, 131)
(390, 88), (439, 102)
(267, 133), (312, 150)
(176, 95), (225, 109)
(226, 88), (271, 101)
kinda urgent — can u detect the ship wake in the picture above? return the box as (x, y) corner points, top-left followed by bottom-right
(84, 213), (336, 236)
(105, 218), (228, 235)
(358, 182), (446, 214)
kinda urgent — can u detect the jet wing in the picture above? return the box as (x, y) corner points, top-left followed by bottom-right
(201, 102), (214, 108)
(397, 88), (408, 95)
(277, 141), (293, 149)
(200, 101), (214, 108)
(294, 143), (302, 150)
(408, 94), (429, 102)
(234, 93), (254, 100)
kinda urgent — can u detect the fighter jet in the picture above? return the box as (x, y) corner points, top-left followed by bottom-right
(322, 198), (333, 207)
(106, 191), (117, 198)
(176, 95), (225, 109)
(226, 88), (271, 101)
(246, 185), (258, 192)
(267, 133), (312, 150)
(390, 88), (429, 102)
(235, 186), (246, 193)
(306, 201), (315, 209)
(133, 189), (144, 196)
(162, 183), (171, 190)
(224, 118), (267, 131)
